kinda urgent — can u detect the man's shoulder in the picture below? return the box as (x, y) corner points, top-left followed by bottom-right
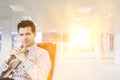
(35, 46), (49, 54)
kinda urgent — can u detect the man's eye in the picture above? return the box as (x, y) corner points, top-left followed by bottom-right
(20, 34), (23, 36)
(26, 33), (30, 35)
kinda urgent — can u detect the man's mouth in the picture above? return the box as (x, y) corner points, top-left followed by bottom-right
(23, 41), (28, 43)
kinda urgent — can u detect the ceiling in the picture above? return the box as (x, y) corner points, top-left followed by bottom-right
(0, 0), (120, 32)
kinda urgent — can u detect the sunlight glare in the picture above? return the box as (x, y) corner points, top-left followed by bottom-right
(70, 29), (94, 50)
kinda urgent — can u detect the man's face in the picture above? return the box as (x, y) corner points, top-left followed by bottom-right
(18, 26), (36, 47)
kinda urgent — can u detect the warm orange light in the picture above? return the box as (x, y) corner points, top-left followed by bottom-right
(70, 28), (94, 51)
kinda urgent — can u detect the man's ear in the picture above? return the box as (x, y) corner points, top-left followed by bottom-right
(34, 32), (36, 36)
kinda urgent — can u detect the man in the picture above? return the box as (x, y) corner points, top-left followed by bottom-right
(0, 20), (51, 80)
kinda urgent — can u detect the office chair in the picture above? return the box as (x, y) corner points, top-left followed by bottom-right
(37, 43), (56, 80)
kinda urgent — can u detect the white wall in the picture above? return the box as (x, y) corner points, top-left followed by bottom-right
(0, 20), (12, 62)
(114, 21), (120, 64)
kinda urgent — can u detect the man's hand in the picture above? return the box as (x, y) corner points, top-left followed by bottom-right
(17, 53), (26, 61)
(9, 48), (28, 62)
(5, 54), (16, 65)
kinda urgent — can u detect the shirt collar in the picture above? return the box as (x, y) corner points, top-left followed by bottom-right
(26, 44), (37, 51)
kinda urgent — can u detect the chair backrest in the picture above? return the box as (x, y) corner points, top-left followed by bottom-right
(37, 43), (56, 80)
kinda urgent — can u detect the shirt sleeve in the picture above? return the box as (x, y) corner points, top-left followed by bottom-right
(21, 50), (51, 80)
(0, 62), (9, 76)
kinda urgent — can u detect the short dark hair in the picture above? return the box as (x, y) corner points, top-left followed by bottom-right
(17, 20), (36, 33)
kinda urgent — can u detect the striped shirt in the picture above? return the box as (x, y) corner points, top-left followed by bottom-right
(0, 44), (51, 80)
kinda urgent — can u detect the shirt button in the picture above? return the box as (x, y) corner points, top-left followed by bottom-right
(5, 65), (7, 68)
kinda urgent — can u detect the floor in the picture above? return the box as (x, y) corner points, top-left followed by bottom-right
(52, 57), (120, 80)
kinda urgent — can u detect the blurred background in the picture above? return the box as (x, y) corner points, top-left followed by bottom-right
(0, 0), (120, 80)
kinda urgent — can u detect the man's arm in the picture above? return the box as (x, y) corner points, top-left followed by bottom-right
(0, 62), (9, 77)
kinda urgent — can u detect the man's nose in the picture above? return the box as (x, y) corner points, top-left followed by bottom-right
(23, 35), (27, 39)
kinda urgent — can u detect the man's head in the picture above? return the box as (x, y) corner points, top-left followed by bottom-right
(17, 20), (36, 33)
(17, 20), (36, 47)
